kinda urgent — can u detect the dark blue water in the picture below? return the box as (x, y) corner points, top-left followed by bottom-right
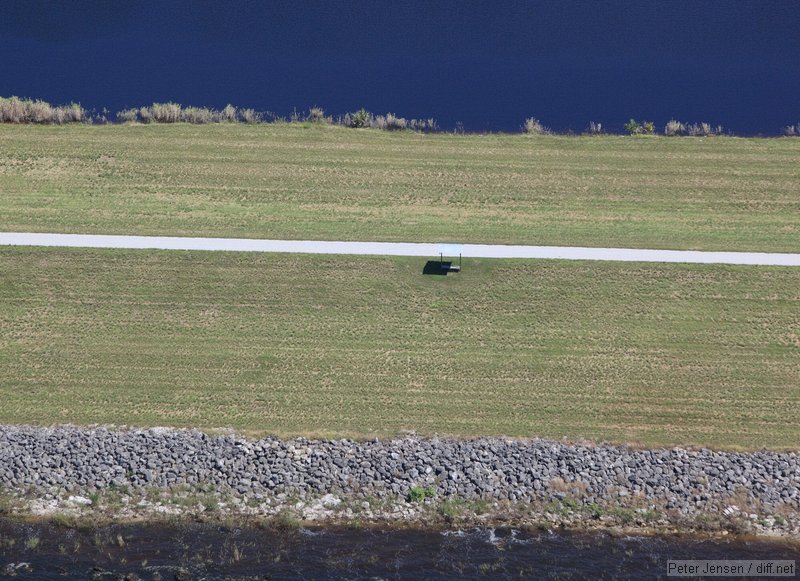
(1, 518), (798, 579)
(1, 0), (799, 134)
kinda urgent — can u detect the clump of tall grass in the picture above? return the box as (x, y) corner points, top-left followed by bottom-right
(220, 104), (238, 123)
(372, 112), (407, 131)
(181, 106), (214, 124)
(523, 117), (548, 134)
(782, 123), (799, 136)
(664, 119), (686, 136)
(344, 111), (436, 132)
(116, 108), (138, 123)
(137, 106), (153, 123)
(151, 102), (182, 123)
(306, 106), (331, 123)
(409, 118), (438, 132)
(240, 108), (262, 124)
(686, 122), (723, 136)
(116, 103), (262, 124)
(586, 121), (603, 135)
(0, 96), (86, 124)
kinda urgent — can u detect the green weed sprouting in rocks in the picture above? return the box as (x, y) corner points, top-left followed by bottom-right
(202, 494), (219, 512)
(51, 513), (80, 528)
(268, 509), (302, 531)
(638, 509), (661, 522)
(470, 499), (489, 515)
(145, 487), (161, 503)
(609, 507), (642, 525)
(437, 497), (466, 523)
(546, 497), (581, 517)
(585, 502), (604, 519)
(407, 486), (436, 502)
(0, 493), (14, 515)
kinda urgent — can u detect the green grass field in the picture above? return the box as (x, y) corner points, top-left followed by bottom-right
(1, 124), (799, 251)
(1, 248), (798, 449)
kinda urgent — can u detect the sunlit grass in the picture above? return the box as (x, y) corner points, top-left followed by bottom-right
(1, 248), (797, 449)
(0, 124), (798, 251)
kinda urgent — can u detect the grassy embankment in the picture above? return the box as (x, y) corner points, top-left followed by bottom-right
(1, 123), (799, 251)
(1, 248), (798, 450)
(0, 125), (798, 449)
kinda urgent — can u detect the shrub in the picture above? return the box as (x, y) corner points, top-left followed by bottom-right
(63, 103), (85, 123)
(306, 106), (329, 123)
(220, 103), (237, 123)
(664, 119), (685, 136)
(116, 108), (138, 123)
(240, 108), (262, 124)
(28, 99), (54, 123)
(0, 96), (86, 124)
(523, 117), (547, 134)
(181, 106), (214, 124)
(587, 121), (603, 135)
(782, 123), (799, 136)
(624, 119), (655, 135)
(346, 108), (373, 128)
(138, 106), (153, 123)
(0, 96), (26, 122)
(624, 118), (641, 135)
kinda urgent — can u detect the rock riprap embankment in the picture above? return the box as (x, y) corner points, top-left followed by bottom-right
(1, 425), (798, 516)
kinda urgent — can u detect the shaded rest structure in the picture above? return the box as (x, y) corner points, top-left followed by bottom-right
(438, 243), (463, 272)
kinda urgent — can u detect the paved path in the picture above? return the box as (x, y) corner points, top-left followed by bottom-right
(1, 232), (799, 266)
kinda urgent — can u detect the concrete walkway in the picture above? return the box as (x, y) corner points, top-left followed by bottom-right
(1, 232), (799, 266)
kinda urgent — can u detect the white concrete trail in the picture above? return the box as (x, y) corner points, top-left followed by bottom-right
(1, 232), (799, 266)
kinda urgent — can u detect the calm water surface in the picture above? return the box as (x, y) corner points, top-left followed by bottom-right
(2, 1), (799, 134)
(1, 518), (798, 579)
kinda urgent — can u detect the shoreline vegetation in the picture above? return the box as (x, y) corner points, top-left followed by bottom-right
(3, 493), (798, 543)
(1, 426), (798, 540)
(1, 96), (798, 137)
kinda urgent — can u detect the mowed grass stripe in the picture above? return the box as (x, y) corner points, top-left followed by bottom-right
(1, 124), (799, 251)
(0, 248), (798, 449)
